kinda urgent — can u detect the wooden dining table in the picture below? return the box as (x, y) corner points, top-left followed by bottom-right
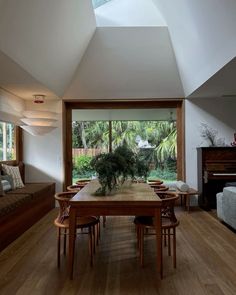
(69, 180), (163, 279)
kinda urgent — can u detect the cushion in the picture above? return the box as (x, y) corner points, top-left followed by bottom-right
(8, 183), (53, 200)
(0, 175), (13, 197)
(1, 180), (11, 192)
(176, 181), (189, 192)
(0, 181), (4, 197)
(1, 164), (24, 189)
(0, 194), (31, 218)
(1, 175), (14, 190)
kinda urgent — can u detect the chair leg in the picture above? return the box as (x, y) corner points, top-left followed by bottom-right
(57, 228), (61, 268)
(140, 226), (144, 267)
(168, 228), (171, 256)
(136, 225), (141, 253)
(63, 228), (67, 255)
(97, 221), (100, 243)
(103, 216), (106, 228)
(92, 225), (96, 254)
(173, 227), (177, 268)
(89, 227), (93, 267)
(163, 228), (167, 246)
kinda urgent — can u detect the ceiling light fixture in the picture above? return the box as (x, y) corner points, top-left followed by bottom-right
(33, 94), (45, 104)
(20, 108), (58, 136)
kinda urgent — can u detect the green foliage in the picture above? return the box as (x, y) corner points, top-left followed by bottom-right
(72, 120), (177, 180)
(90, 152), (121, 195)
(148, 168), (176, 181)
(90, 144), (149, 195)
(73, 155), (94, 178)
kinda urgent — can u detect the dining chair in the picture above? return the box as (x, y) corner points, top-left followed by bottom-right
(153, 185), (169, 192)
(67, 184), (101, 242)
(134, 194), (179, 270)
(54, 191), (99, 268)
(74, 180), (107, 228)
(147, 179), (163, 186)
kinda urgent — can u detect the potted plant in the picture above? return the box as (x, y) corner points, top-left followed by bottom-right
(90, 144), (149, 196)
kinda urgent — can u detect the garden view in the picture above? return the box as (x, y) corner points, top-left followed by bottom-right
(0, 121), (15, 161)
(72, 120), (177, 183)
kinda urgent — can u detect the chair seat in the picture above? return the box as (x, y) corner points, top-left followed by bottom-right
(54, 215), (99, 228)
(134, 216), (179, 229)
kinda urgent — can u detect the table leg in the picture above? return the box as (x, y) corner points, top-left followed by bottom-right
(155, 208), (163, 279)
(69, 208), (76, 279)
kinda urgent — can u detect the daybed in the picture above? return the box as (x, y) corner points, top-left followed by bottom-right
(0, 160), (55, 251)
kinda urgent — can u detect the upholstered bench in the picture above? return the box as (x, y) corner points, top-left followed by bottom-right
(0, 161), (55, 251)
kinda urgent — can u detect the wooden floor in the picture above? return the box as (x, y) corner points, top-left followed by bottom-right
(0, 207), (236, 295)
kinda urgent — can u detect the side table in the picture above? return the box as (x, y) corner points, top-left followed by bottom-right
(176, 188), (199, 212)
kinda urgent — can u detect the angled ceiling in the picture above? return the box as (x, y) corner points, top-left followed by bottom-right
(0, 0), (235, 102)
(0, 0), (96, 98)
(189, 57), (236, 98)
(153, 0), (236, 97)
(64, 27), (184, 100)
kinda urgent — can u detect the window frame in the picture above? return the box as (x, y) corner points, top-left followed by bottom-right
(0, 121), (22, 162)
(63, 100), (185, 189)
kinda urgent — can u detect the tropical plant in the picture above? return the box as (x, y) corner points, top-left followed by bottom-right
(72, 120), (177, 180)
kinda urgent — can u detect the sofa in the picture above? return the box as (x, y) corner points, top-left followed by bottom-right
(0, 160), (55, 251)
(216, 187), (236, 230)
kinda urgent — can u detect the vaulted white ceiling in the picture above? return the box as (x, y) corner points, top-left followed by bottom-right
(64, 27), (184, 99)
(0, 0), (96, 98)
(0, 0), (235, 102)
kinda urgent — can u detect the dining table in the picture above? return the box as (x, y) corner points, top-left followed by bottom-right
(68, 180), (163, 279)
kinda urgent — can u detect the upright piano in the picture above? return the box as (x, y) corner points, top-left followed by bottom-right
(197, 147), (236, 210)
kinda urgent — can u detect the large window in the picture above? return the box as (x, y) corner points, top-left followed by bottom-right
(72, 119), (177, 183)
(0, 121), (16, 161)
(64, 101), (184, 188)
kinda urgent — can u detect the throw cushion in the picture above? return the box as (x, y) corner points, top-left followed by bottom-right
(1, 164), (24, 189)
(176, 181), (189, 192)
(1, 175), (14, 190)
(1, 180), (11, 192)
(0, 181), (4, 197)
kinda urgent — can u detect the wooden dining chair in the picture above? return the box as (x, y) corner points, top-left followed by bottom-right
(66, 184), (101, 242)
(54, 191), (99, 268)
(134, 194), (179, 270)
(147, 179), (163, 186)
(74, 180), (107, 228)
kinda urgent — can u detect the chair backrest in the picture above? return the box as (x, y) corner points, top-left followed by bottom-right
(153, 185), (169, 193)
(148, 180), (163, 187)
(54, 191), (76, 223)
(75, 180), (91, 189)
(67, 184), (81, 192)
(161, 194), (179, 224)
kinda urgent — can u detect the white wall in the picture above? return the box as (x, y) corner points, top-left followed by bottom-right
(154, 0), (236, 96)
(23, 100), (63, 192)
(185, 97), (236, 204)
(95, 0), (166, 27)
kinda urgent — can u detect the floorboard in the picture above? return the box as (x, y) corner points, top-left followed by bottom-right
(0, 207), (236, 295)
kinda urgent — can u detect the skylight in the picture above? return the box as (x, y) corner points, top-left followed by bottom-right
(92, 0), (112, 9)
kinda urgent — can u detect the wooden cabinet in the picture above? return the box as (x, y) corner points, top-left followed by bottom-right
(197, 147), (236, 210)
